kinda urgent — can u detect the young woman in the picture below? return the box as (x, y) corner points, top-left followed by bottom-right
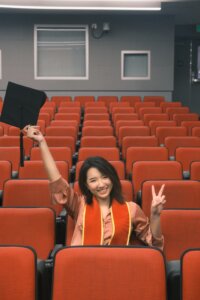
(24, 125), (166, 249)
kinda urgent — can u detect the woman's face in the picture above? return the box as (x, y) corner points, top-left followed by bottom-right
(86, 167), (113, 202)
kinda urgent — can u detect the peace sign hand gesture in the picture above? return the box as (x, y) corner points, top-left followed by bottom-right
(151, 184), (166, 217)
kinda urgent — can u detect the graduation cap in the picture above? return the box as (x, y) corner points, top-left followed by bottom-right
(0, 81), (46, 166)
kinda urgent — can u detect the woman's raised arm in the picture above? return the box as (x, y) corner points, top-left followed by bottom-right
(23, 125), (61, 183)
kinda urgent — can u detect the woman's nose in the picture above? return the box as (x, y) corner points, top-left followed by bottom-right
(97, 178), (104, 186)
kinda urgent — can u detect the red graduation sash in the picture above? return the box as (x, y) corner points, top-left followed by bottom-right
(82, 197), (131, 245)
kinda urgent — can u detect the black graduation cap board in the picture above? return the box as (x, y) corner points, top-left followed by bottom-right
(0, 81), (46, 166)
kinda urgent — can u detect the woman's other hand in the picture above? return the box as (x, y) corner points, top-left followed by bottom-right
(151, 184), (166, 217)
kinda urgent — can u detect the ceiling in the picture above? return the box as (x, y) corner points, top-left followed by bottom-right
(0, 0), (200, 25)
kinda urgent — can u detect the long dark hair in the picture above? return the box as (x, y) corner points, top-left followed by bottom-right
(78, 156), (124, 205)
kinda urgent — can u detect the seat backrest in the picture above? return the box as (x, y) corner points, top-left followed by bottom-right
(80, 136), (117, 148)
(54, 113), (80, 123)
(175, 147), (200, 173)
(112, 107), (135, 116)
(181, 249), (200, 300)
(135, 102), (156, 113)
(0, 160), (11, 191)
(149, 120), (176, 135)
(0, 136), (33, 158)
(0, 246), (36, 300)
(82, 126), (114, 136)
(84, 102), (106, 108)
(78, 147), (120, 161)
(181, 121), (200, 135)
(143, 96), (165, 106)
(115, 120), (144, 137)
(138, 107), (162, 119)
(126, 146), (168, 177)
(118, 126), (150, 146)
(141, 180), (200, 218)
(51, 95), (72, 107)
(84, 113), (110, 121)
(84, 107), (108, 114)
(59, 101), (80, 108)
(83, 120), (111, 127)
(75, 160), (125, 180)
(192, 127), (200, 138)
(45, 136), (76, 154)
(0, 147), (20, 173)
(38, 112), (51, 126)
(173, 113), (199, 126)
(30, 146), (72, 168)
(3, 179), (62, 216)
(156, 126), (187, 145)
(143, 113), (169, 126)
(19, 160), (69, 181)
(109, 101), (130, 112)
(74, 96), (95, 107)
(52, 247), (166, 300)
(122, 136), (158, 159)
(97, 96), (118, 108)
(45, 126), (77, 139)
(166, 107), (190, 119)
(58, 107), (81, 114)
(190, 161), (200, 180)
(0, 207), (55, 259)
(160, 101), (182, 112)
(132, 161), (183, 201)
(113, 113), (139, 126)
(165, 137), (200, 159)
(161, 209), (200, 260)
(120, 96), (142, 106)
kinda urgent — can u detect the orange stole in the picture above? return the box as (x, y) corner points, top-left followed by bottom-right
(82, 198), (131, 245)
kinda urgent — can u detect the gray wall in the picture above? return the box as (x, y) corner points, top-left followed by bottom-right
(0, 12), (175, 100)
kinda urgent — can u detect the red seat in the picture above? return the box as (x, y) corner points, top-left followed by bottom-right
(19, 160), (69, 181)
(3, 179), (62, 217)
(149, 120), (177, 135)
(143, 96), (165, 106)
(175, 147), (200, 175)
(115, 120), (144, 137)
(80, 136), (117, 148)
(181, 249), (200, 300)
(78, 147), (120, 161)
(52, 247), (166, 300)
(173, 113), (199, 126)
(118, 126), (150, 147)
(181, 121), (200, 135)
(190, 161), (200, 180)
(166, 107), (190, 120)
(84, 113), (110, 121)
(132, 161), (182, 202)
(97, 96), (118, 108)
(160, 101), (182, 112)
(143, 113), (169, 126)
(156, 126), (187, 145)
(126, 146), (168, 177)
(74, 96), (95, 107)
(82, 126), (114, 136)
(165, 136), (200, 159)
(120, 96), (141, 107)
(122, 136), (158, 159)
(141, 180), (200, 218)
(0, 246), (36, 300)
(31, 146), (72, 169)
(161, 209), (200, 260)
